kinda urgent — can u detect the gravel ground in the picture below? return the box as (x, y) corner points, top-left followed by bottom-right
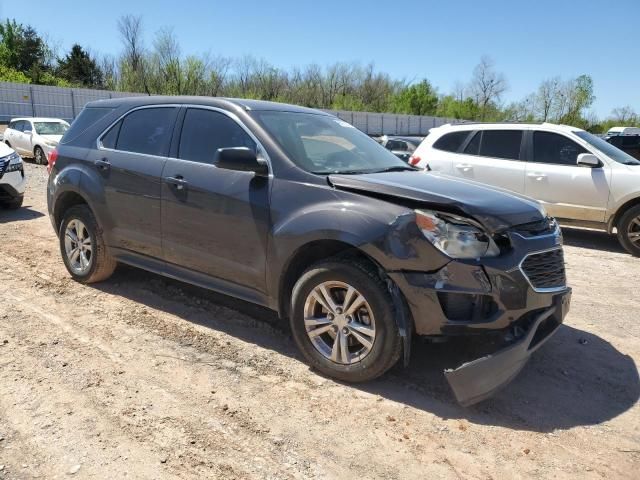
(0, 161), (638, 479)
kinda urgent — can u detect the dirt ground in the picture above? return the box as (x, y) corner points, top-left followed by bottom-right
(0, 161), (638, 480)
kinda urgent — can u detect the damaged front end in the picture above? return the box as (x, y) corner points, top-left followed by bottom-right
(445, 290), (570, 406)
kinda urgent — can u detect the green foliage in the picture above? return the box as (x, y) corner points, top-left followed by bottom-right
(0, 64), (30, 83)
(57, 44), (104, 88)
(392, 80), (438, 115)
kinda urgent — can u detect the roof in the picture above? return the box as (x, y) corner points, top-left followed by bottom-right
(432, 122), (585, 133)
(85, 96), (330, 115)
(10, 117), (69, 123)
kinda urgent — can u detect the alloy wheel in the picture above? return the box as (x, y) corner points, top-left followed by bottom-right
(35, 148), (44, 165)
(303, 281), (376, 365)
(64, 219), (93, 274)
(627, 216), (640, 247)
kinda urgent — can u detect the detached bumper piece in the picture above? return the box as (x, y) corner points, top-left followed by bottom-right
(445, 290), (571, 406)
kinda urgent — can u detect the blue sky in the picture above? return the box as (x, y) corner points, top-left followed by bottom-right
(2, 0), (638, 117)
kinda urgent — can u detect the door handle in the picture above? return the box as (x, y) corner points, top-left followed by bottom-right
(164, 176), (188, 190)
(94, 158), (110, 171)
(455, 163), (473, 172)
(527, 172), (547, 180)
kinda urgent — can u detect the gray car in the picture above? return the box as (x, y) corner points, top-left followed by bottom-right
(47, 97), (571, 405)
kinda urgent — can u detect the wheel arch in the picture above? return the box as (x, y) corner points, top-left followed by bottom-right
(608, 196), (640, 233)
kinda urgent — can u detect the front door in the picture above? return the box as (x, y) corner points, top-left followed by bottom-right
(161, 107), (270, 294)
(86, 106), (179, 258)
(525, 131), (610, 223)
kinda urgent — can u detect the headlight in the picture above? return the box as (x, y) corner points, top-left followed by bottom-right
(415, 210), (500, 259)
(44, 140), (58, 147)
(5, 152), (23, 172)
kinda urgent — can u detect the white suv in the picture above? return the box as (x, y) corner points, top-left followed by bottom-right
(410, 122), (640, 256)
(4, 117), (69, 165)
(0, 141), (26, 209)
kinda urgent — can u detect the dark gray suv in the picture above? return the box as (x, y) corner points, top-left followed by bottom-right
(47, 97), (571, 405)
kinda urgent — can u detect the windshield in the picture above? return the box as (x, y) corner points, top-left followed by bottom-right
(34, 122), (69, 135)
(252, 111), (411, 174)
(574, 131), (640, 165)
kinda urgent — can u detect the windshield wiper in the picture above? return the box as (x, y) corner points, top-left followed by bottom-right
(368, 166), (418, 173)
(624, 161), (640, 165)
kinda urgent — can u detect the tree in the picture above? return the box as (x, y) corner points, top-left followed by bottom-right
(0, 19), (51, 82)
(117, 15), (150, 94)
(469, 56), (508, 120)
(58, 44), (104, 88)
(392, 80), (438, 115)
(610, 106), (638, 124)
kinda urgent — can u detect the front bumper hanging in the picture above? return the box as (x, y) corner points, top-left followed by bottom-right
(445, 289), (571, 406)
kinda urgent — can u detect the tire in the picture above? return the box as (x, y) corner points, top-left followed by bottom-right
(59, 204), (117, 283)
(5, 195), (24, 209)
(5, 141), (11, 148)
(290, 258), (402, 382)
(34, 146), (45, 165)
(617, 205), (640, 257)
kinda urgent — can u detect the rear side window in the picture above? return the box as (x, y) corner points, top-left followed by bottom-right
(178, 108), (256, 164)
(100, 120), (121, 149)
(533, 131), (587, 165)
(479, 130), (523, 160)
(61, 107), (115, 144)
(433, 131), (470, 153)
(116, 107), (177, 156)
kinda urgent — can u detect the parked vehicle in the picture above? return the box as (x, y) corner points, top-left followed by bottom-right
(379, 135), (423, 162)
(0, 142), (26, 209)
(4, 117), (70, 165)
(47, 97), (571, 405)
(410, 122), (640, 256)
(606, 126), (640, 137)
(605, 134), (640, 160)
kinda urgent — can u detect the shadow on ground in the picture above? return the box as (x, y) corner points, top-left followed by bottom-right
(0, 205), (45, 223)
(94, 265), (639, 434)
(561, 227), (626, 254)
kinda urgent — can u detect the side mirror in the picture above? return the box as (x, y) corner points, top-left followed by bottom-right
(23, 129), (32, 134)
(214, 147), (268, 176)
(577, 153), (601, 168)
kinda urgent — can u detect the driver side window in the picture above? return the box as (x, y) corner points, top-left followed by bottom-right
(178, 108), (256, 164)
(533, 131), (587, 166)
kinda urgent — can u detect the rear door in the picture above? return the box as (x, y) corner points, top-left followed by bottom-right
(525, 130), (610, 222)
(453, 129), (526, 194)
(87, 105), (179, 258)
(11, 121), (29, 154)
(160, 107), (270, 294)
(423, 130), (472, 173)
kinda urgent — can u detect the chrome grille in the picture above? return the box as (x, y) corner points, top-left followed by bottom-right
(520, 248), (566, 291)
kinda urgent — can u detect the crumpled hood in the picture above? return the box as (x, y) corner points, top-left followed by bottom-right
(328, 171), (546, 233)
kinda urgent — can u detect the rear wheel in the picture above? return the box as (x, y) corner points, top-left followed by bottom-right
(290, 258), (402, 382)
(59, 205), (117, 283)
(34, 146), (45, 165)
(617, 205), (640, 257)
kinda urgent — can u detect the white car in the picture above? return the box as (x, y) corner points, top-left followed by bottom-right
(4, 117), (69, 165)
(0, 141), (26, 209)
(410, 122), (640, 256)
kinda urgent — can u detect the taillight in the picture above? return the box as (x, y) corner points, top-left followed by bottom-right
(47, 148), (58, 174)
(408, 155), (421, 166)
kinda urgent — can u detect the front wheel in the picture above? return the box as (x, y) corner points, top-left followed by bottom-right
(59, 205), (117, 283)
(617, 205), (640, 257)
(2, 195), (23, 209)
(34, 146), (45, 165)
(290, 258), (402, 382)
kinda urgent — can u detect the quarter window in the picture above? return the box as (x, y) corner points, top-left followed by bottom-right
(100, 120), (121, 149)
(479, 130), (523, 160)
(178, 108), (256, 164)
(433, 131), (471, 153)
(115, 107), (177, 156)
(533, 131), (587, 165)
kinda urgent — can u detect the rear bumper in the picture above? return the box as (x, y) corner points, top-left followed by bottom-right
(444, 289), (570, 406)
